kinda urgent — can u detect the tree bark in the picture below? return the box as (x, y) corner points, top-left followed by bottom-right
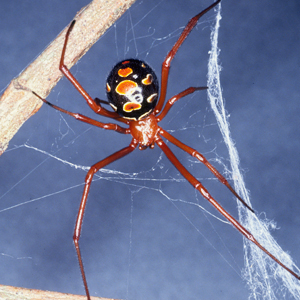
(0, 284), (118, 300)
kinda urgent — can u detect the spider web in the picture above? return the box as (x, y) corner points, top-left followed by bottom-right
(0, 1), (300, 299)
(207, 5), (300, 300)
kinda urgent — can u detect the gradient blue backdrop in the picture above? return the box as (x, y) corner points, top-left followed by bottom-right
(0, 1), (299, 299)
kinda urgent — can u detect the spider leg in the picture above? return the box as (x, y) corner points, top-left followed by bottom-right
(59, 20), (120, 120)
(155, 0), (221, 114)
(156, 86), (207, 122)
(94, 97), (129, 124)
(94, 97), (110, 106)
(74, 139), (138, 300)
(155, 136), (300, 281)
(33, 92), (129, 134)
(159, 128), (254, 213)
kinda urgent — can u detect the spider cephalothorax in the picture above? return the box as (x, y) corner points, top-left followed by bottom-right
(106, 59), (159, 121)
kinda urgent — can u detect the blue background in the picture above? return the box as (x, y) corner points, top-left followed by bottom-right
(0, 0), (299, 299)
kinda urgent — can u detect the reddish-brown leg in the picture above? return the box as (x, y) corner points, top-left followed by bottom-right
(156, 87), (207, 121)
(74, 139), (138, 300)
(59, 21), (122, 121)
(155, 136), (300, 280)
(155, 0), (221, 115)
(159, 128), (254, 213)
(33, 92), (130, 134)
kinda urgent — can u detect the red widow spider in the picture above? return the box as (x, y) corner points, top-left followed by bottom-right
(32, 0), (300, 298)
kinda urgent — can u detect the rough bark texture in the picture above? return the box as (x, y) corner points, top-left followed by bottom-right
(0, 284), (118, 300)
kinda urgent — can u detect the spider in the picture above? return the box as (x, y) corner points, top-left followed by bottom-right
(32, 0), (300, 298)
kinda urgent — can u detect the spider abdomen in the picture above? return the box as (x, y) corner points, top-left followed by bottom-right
(106, 59), (159, 121)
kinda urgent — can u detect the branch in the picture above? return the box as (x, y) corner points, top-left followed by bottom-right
(0, 284), (118, 300)
(0, 0), (136, 155)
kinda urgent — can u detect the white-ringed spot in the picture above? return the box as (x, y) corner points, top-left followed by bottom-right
(123, 116), (138, 121)
(147, 93), (157, 103)
(116, 80), (137, 95)
(138, 110), (152, 120)
(123, 102), (142, 112)
(118, 67), (133, 77)
(142, 74), (153, 85)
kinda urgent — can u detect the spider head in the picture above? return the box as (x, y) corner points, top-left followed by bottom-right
(106, 59), (159, 121)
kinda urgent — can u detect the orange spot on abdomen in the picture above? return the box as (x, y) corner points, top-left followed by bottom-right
(118, 67), (133, 77)
(116, 80), (137, 95)
(123, 102), (142, 112)
(142, 74), (153, 85)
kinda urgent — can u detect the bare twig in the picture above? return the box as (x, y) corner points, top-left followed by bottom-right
(0, 284), (118, 300)
(0, 0), (136, 155)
